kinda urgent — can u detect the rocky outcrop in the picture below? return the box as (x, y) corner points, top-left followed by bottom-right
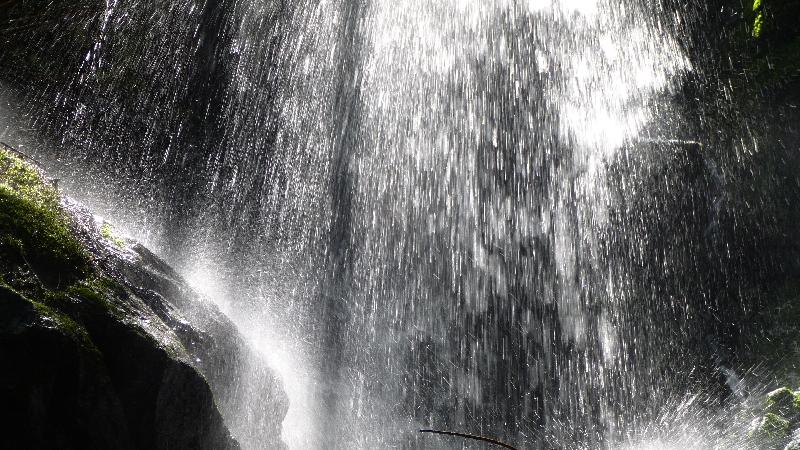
(748, 387), (800, 449)
(0, 147), (287, 448)
(88, 218), (289, 449)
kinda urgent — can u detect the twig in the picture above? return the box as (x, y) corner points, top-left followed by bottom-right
(0, 141), (45, 168)
(19, 248), (45, 290)
(419, 429), (520, 450)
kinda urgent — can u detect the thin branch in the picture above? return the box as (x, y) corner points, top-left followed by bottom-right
(19, 248), (45, 290)
(419, 429), (520, 450)
(0, 141), (45, 169)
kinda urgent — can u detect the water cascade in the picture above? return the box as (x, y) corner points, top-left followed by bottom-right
(323, 1), (698, 447)
(2, 0), (799, 448)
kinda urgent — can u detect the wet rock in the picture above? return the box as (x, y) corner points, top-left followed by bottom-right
(767, 387), (800, 421)
(0, 285), (131, 450)
(0, 148), (287, 448)
(754, 413), (791, 440)
(785, 428), (800, 450)
(98, 236), (289, 449)
(749, 387), (800, 449)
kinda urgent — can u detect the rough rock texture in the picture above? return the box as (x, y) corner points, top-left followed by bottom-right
(748, 387), (800, 449)
(0, 147), (287, 449)
(90, 220), (290, 450)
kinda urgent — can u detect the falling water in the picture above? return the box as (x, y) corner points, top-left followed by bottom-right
(323, 0), (696, 447)
(0, 0), (753, 448)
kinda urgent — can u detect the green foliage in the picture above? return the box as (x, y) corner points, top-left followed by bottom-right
(0, 149), (89, 288)
(100, 222), (125, 248)
(0, 148), (59, 205)
(748, 387), (800, 448)
(724, 0), (800, 101)
(767, 387), (797, 406)
(745, 0), (800, 39)
(753, 12), (764, 38)
(752, 0), (764, 38)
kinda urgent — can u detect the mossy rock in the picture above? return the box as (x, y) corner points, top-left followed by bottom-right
(0, 144), (281, 448)
(0, 148), (90, 289)
(0, 282), (239, 449)
(747, 387), (800, 449)
(0, 284), (132, 449)
(752, 412), (792, 442)
(44, 276), (124, 320)
(766, 387), (800, 420)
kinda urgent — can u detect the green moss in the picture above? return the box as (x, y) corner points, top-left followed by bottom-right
(55, 277), (123, 316)
(68, 280), (111, 308)
(100, 222), (125, 248)
(0, 149), (90, 288)
(0, 148), (58, 204)
(767, 387), (796, 405)
(0, 148), (126, 324)
(724, 0), (800, 104)
(0, 281), (100, 355)
(762, 412), (791, 439)
(32, 299), (95, 349)
(745, 0), (800, 40)
(766, 387), (800, 419)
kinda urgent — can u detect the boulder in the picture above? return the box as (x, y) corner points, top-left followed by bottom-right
(0, 147), (287, 448)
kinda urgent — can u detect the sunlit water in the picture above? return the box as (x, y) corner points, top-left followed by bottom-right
(328, 0), (692, 447)
(0, 0), (757, 448)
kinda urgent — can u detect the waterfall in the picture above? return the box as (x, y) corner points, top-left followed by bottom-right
(319, 0), (695, 447)
(2, 0), (741, 448)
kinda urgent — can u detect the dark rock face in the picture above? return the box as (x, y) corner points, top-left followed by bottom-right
(0, 150), (287, 449)
(0, 286), (131, 450)
(0, 284), (240, 450)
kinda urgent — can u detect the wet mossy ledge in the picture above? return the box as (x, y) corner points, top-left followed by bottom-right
(748, 387), (800, 449)
(0, 149), (89, 288)
(0, 148), (288, 449)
